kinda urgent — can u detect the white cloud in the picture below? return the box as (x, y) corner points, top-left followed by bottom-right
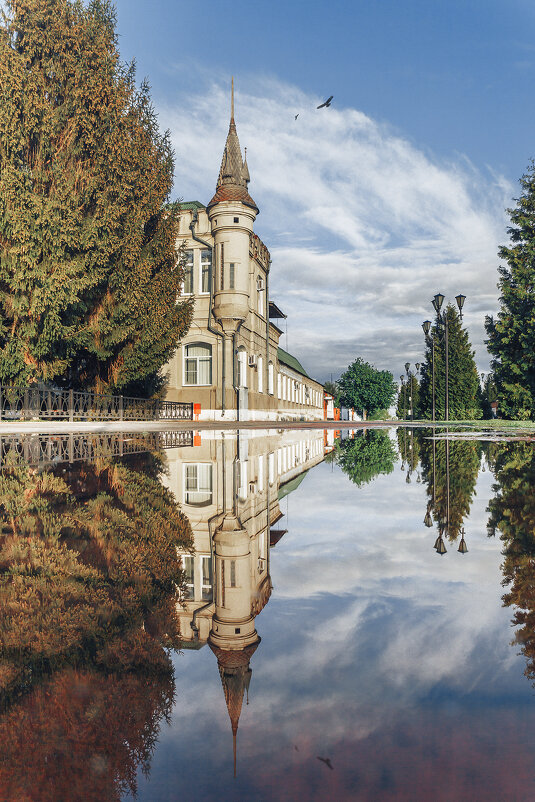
(161, 76), (511, 381)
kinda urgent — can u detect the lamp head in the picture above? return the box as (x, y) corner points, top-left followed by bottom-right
(404, 362), (410, 373)
(422, 320), (431, 336)
(455, 294), (466, 315)
(433, 293), (445, 313)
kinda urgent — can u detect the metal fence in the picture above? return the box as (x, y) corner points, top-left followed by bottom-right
(0, 385), (193, 422)
(0, 430), (194, 469)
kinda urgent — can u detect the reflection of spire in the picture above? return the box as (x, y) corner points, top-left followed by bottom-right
(209, 641), (260, 778)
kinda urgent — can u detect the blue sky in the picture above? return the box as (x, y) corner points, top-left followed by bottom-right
(113, 0), (535, 381)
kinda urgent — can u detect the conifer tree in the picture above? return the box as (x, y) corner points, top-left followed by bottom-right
(485, 163), (535, 419)
(419, 304), (482, 420)
(0, 0), (192, 394)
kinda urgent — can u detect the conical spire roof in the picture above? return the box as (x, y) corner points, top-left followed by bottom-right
(208, 79), (258, 212)
(209, 639), (260, 777)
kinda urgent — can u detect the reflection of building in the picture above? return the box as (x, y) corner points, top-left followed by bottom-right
(163, 82), (324, 421)
(162, 429), (329, 773)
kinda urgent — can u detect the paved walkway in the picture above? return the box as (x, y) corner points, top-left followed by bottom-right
(0, 419), (438, 435)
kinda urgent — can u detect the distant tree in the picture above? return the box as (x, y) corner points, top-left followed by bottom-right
(485, 162), (535, 419)
(335, 429), (397, 487)
(419, 305), (482, 420)
(337, 358), (396, 419)
(323, 380), (339, 403)
(0, 0), (192, 394)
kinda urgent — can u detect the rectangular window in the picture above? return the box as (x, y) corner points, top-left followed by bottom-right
(229, 263), (235, 289)
(183, 555), (194, 599)
(201, 250), (211, 294)
(202, 555), (212, 601)
(184, 463), (213, 505)
(183, 250), (194, 294)
(230, 560), (236, 587)
(220, 243), (224, 290)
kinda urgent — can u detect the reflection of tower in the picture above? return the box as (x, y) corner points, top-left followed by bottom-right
(208, 508), (264, 776)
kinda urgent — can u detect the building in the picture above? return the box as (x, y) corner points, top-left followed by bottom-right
(164, 82), (324, 421)
(161, 428), (332, 773)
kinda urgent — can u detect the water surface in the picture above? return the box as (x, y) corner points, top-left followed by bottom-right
(1, 427), (535, 801)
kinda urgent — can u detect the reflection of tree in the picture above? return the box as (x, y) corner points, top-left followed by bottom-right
(0, 448), (192, 798)
(335, 430), (397, 487)
(396, 428), (421, 479)
(419, 434), (481, 540)
(488, 443), (535, 682)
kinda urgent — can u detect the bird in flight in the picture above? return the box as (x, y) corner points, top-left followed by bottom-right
(317, 96), (333, 109)
(317, 756), (334, 770)
(294, 113), (299, 120)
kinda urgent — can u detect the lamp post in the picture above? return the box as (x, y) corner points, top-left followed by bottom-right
(400, 375), (406, 421)
(422, 320), (435, 422)
(428, 293), (466, 422)
(405, 362), (413, 420)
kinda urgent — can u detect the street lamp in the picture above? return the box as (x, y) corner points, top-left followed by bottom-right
(428, 293), (466, 422)
(405, 363), (413, 420)
(422, 320), (435, 422)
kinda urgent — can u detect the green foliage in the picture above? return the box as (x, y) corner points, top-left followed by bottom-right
(419, 305), (483, 420)
(418, 433), (481, 540)
(0, 0), (192, 394)
(335, 429), (397, 487)
(488, 443), (535, 682)
(337, 358), (396, 418)
(485, 162), (535, 420)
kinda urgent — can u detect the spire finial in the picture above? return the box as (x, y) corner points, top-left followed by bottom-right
(233, 731), (237, 778)
(231, 76), (234, 120)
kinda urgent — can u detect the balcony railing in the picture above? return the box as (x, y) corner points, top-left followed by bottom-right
(0, 385), (193, 422)
(0, 430), (194, 469)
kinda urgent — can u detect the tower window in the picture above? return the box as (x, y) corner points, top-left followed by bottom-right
(234, 217), (239, 223)
(229, 263), (235, 289)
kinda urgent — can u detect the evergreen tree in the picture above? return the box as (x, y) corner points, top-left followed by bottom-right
(0, 0), (192, 394)
(419, 435), (481, 541)
(485, 163), (535, 419)
(419, 304), (482, 420)
(337, 357), (396, 418)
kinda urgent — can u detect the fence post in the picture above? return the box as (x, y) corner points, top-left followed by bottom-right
(69, 432), (74, 463)
(23, 389), (30, 421)
(119, 395), (123, 421)
(69, 389), (74, 422)
(0, 384), (2, 422)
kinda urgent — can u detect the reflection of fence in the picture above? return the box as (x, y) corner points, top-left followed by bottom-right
(0, 431), (194, 469)
(0, 386), (193, 421)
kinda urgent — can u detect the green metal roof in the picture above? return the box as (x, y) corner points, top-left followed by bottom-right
(178, 200), (206, 210)
(277, 347), (310, 378)
(278, 470), (309, 501)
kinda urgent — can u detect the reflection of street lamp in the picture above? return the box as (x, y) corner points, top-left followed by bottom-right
(458, 527), (468, 553)
(429, 293), (466, 422)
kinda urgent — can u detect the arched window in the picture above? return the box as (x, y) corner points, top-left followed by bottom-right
(184, 343), (212, 385)
(268, 362), (274, 395)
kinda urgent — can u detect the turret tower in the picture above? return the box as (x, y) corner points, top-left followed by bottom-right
(207, 79), (258, 333)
